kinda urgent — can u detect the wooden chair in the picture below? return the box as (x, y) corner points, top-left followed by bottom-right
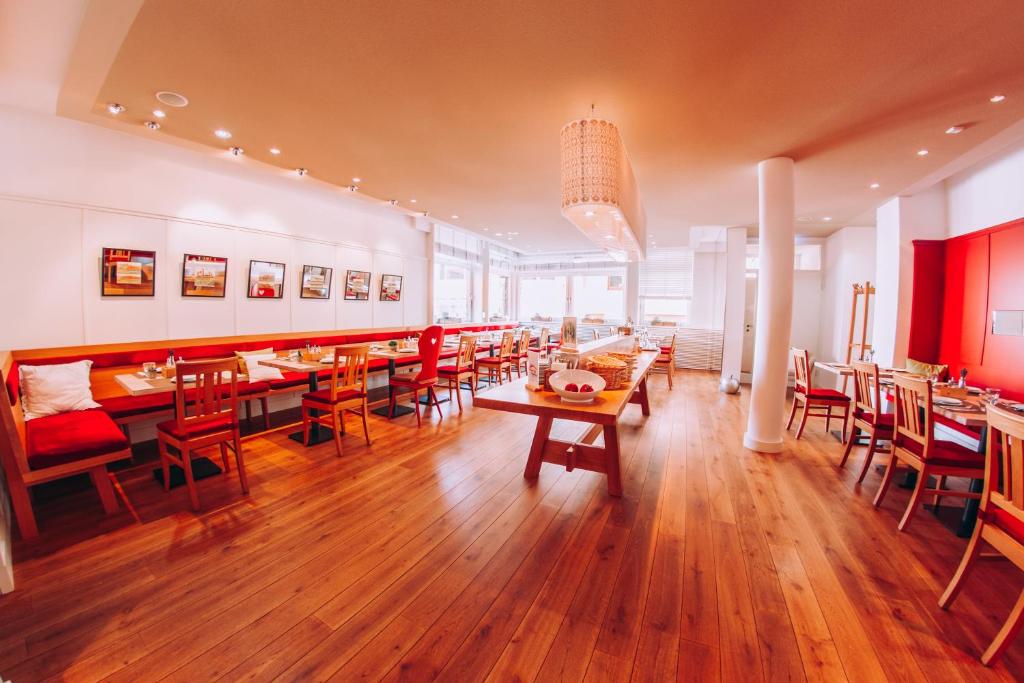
(592, 328), (604, 340)
(475, 331), (515, 389)
(511, 328), (532, 377)
(872, 374), (984, 531)
(389, 325), (445, 427)
(301, 344), (370, 457)
(839, 360), (894, 481)
(786, 347), (850, 441)
(651, 334), (676, 389)
(157, 359), (247, 511)
(940, 404), (1024, 666)
(0, 354), (131, 540)
(437, 336), (477, 413)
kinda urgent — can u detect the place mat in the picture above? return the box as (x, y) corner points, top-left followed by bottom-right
(118, 374), (153, 392)
(152, 456), (223, 488)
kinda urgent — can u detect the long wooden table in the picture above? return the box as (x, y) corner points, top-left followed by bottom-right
(473, 349), (658, 496)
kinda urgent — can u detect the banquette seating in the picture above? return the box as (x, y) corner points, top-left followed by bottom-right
(0, 323), (517, 538)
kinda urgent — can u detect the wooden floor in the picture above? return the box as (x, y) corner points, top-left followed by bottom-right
(2, 371), (1022, 682)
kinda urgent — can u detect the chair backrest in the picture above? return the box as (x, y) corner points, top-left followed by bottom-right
(328, 344), (369, 399)
(984, 404), (1024, 529)
(660, 334), (677, 359)
(593, 328), (604, 340)
(791, 347), (812, 394)
(538, 328), (550, 348)
(173, 358), (238, 433)
(516, 329), (531, 355)
(456, 335), (477, 371)
(498, 331), (515, 360)
(892, 373), (932, 457)
(415, 325), (445, 381)
(851, 360), (881, 420)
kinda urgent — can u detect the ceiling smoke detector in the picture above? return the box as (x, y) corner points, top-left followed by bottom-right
(155, 91), (189, 108)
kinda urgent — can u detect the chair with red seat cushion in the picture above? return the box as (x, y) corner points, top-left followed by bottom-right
(873, 374), (985, 532)
(389, 325), (445, 427)
(510, 328), (532, 377)
(840, 361), (895, 481)
(0, 360), (130, 540)
(940, 404), (1024, 666)
(475, 331), (515, 391)
(437, 335), (478, 413)
(157, 359), (247, 511)
(786, 347), (850, 441)
(652, 334), (677, 390)
(301, 344), (370, 457)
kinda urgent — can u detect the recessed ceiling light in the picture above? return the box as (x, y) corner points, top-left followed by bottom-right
(388, 199), (399, 206)
(295, 167), (308, 176)
(143, 120), (160, 130)
(822, 216), (832, 221)
(269, 147), (281, 155)
(352, 177), (362, 183)
(869, 182), (880, 189)
(106, 103), (125, 115)
(229, 146), (244, 156)
(152, 109), (166, 119)
(917, 149), (929, 156)
(604, 235), (615, 239)
(482, 227), (489, 231)
(945, 125), (965, 135)
(495, 232), (503, 236)
(451, 215), (459, 219)
(990, 94), (1006, 103)
(155, 90), (189, 107)
(509, 232), (519, 235)
(410, 199), (418, 203)
(584, 211), (595, 217)
(214, 129), (232, 139)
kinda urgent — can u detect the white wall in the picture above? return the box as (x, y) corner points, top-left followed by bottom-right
(689, 250), (727, 329)
(0, 105), (429, 349)
(790, 269), (822, 357)
(817, 227), (876, 364)
(945, 140), (1024, 238)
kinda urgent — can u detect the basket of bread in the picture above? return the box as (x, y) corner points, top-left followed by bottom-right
(585, 354), (630, 390)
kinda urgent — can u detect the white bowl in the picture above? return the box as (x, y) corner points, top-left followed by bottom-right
(549, 369), (606, 403)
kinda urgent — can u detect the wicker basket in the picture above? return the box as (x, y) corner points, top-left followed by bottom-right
(606, 352), (637, 375)
(587, 355), (629, 390)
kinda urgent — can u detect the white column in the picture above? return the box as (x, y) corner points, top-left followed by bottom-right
(481, 242), (491, 322)
(744, 158), (795, 453)
(720, 226), (747, 386)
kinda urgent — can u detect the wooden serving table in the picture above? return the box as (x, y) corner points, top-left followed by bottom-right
(474, 346), (657, 496)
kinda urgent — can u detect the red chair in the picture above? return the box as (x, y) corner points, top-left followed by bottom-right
(786, 347), (850, 441)
(157, 359), (247, 511)
(940, 404), (1024, 666)
(872, 374), (984, 532)
(301, 344), (371, 457)
(389, 325), (445, 426)
(839, 360), (894, 481)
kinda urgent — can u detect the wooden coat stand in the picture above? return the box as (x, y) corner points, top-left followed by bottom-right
(843, 282), (874, 392)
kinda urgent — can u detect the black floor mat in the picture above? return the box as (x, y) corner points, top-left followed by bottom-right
(152, 456), (223, 489)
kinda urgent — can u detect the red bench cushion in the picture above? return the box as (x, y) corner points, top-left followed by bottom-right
(99, 393), (174, 419)
(301, 388), (365, 405)
(26, 409), (130, 470)
(269, 372), (311, 390)
(157, 415), (237, 440)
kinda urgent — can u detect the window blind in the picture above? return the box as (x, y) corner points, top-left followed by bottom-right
(639, 247), (694, 298)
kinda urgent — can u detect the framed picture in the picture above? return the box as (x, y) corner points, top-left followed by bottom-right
(300, 265), (333, 299)
(101, 247), (156, 296)
(247, 260), (285, 299)
(380, 274), (403, 302)
(181, 254), (227, 297)
(607, 275), (624, 291)
(344, 269), (371, 300)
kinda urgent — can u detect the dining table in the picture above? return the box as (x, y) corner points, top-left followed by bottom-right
(367, 346), (421, 417)
(258, 355), (335, 444)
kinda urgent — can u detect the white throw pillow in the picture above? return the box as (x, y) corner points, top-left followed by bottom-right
(244, 354), (285, 383)
(19, 360), (101, 421)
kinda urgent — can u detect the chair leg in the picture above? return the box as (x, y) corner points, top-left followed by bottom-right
(667, 361), (674, 389)
(939, 519), (986, 609)
(839, 426), (859, 468)
(233, 430), (248, 494)
(430, 387), (443, 419)
(245, 400), (253, 423)
(841, 405), (850, 443)
(180, 447), (200, 511)
(825, 410), (832, 435)
(158, 437), (172, 492)
(786, 396), (798, 430)
(454, 379), (464, 413)
(795, 400), (812, 440)
(856, 431), (880, 484)
(90, 467), (119, 515)
(7, 477), (39, 540)
(933, 475), (948, 511)
(898, 467), (929, 532)
(873, 454), (899, 508)
(360, 403), (371, 445)
(260, 397), (270, 430)
(331, 409), (343, 458)
(219, 441), (231, 473)
(981, 588), (1024, 666)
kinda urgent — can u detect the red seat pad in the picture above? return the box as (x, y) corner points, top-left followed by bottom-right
(301, 388), (365, 405)
(157, 414), (237, 440)
(390, 372), (437, 388)
(26, 409), (130, 470)
(437, 365), (466, 375)
(898, 437), (985, 469)
(476, 357), (507, 365)
(99, 393), (174, 419)
(989, 506), (1024, 542)
(796, 387), (850, 401)
(854, 410), (894, 429)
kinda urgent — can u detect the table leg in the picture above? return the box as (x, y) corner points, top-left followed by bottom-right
(371, 358), (415, 418)
(524, 415), (554, 480)
(288, 371), (336, 445)
(958, 425), (987, 538)
(603, 424), (623, 497)
(635, 376), (651, 416)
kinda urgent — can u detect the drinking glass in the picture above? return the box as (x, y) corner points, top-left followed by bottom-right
(142, 361), (156, 378)
(985, 387), (1001, 405)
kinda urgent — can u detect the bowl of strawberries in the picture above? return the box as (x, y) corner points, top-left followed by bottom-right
(549, 369), (606, 403)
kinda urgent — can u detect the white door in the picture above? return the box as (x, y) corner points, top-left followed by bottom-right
(740, 275), (757, 381)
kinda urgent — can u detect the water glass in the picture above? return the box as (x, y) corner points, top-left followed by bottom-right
(142, 361), (157, 378)
(985, 387), (1000, 404)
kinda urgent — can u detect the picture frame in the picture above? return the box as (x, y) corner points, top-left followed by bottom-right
(344, 269), (371, 301)
(380, 274), (403, 302)
(607, 275), (624, 291)
(181, 254), (227, 298)
(300, 265), (333, 299)
(101, 247), (156, 297)
(247, 260), (286, 299)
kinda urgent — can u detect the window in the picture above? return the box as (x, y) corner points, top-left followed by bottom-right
(639, 247), (694, 325)
(571, 274), (625, 323)
(489, 273), (510, 320)
(434, 261), (472, 323)
(519, 275), (567, 322)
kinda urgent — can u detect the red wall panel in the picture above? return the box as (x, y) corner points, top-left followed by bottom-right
(907, 240), (946, 363)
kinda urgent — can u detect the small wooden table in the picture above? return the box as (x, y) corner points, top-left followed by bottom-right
(114, 372), (177, 396)
(474, 350), (658, 496)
